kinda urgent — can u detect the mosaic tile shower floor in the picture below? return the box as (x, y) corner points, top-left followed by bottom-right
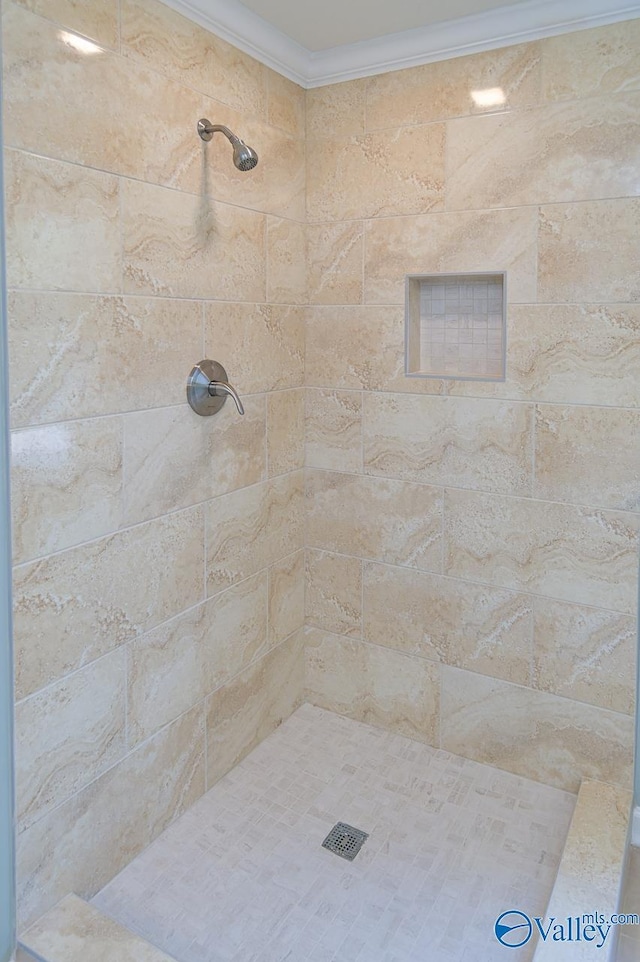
(93, 705), (575, 962)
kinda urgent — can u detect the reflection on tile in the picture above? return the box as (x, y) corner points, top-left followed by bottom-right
(128, 574), (268, 746)
(267, 389), (304, 477)
(206, 631), (304, 788)
(305, 549), (362, 637)
(307, 222), (363, 304)
(535, 404), (640, 511)
(11, 417), (123, 564)
(446, 94), (640, 210)
(206, 472), (304, 595)
(11, 0), (119, 48)
(205, 303), (304, 394)
(307, 469), (443, 571)
(441, 666), (634, 792)
(8, 293), (202, 428)
(533, 598), (636, 714)
(305, 390), (363, 471)
(4, 149), (120, 293)
(16, 705), (205, 929)
(364, 394), (533, 496)
(122, 178), (265, 300)
(268, 550), (304, 646)
(307, 125), (445, 221)
(306, 80), (366, 138)
(267, 70), (305, 138)
(538, 199), (640, 303)
(121, 0), (267, 117)
(305, 629), (440, 745)
(14, 507), (204, 701)
(123, 399), (266, 525)
(363, 562), (532, 685)
(365, 208), (538, 304)
(266, 218), (306, 304)
(542, 20), (640, 102)
(444, 488), (639, 613)
(16, 649), (126, 830)
(365, 42), (542, 129)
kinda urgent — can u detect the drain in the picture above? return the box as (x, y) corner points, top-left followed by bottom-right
(322, 822), (369, 861)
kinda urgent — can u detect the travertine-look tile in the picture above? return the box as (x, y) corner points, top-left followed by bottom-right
(305, 629), (440, 746)
(365, 208), (538, 304)
(267, 217), (306, 304)
(538, 199), (640, 303)
(305, 549), (362, 637)
(123, 399), (266, 525)
(121, 0), (267, 117)
(22, 895), (177, 962)
(4, 149), (120, 293)
(14, 507), (204, 701)
(364, 394), (534, 496)
(12, 0), (119, 49)
(305, 390), (363, 472)
(306, 469), (443, 571)
(363, 562), (532, 685)
(267, 70), (305, 138)
(122, 178), (265, 300)
(8, 293), (202, 428)
(535, 405), (640, 512)
(127, 573), (269, 746)
(11, 417), (123, 564)
(3, 5), (202, 192)
(206, 472), (304, 595)
(16, 705), (205, 928)
(267, 389), (304, 476)
(16, 649), (126, 831)
(446, 94), (640, 210)
(444, 489), (639, 613)
(206, 631), (304, 788)
(306, 80), (366, 138)
(365, 42), (542, 129)
(441, 666), (634, 792)
(205, 303), (304, 394)
(306, 221), (363, 304)
(542, 20), (640, 102)
(268, 550), (305, 646)
(307, 124), (445, 221)
(533, 599), (636, 714)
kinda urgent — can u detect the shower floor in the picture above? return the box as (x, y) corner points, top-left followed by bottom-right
(93, 705), (575, 962)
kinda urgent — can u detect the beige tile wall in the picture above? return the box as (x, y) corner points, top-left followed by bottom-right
(2, 0), (305, 928)
(304, 19), (640, 795)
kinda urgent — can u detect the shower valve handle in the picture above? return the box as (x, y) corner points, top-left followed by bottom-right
(208, 379), (244, 416)
(186, 360), (244, 417)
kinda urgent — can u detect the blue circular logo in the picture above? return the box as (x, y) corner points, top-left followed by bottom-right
(495, 910), (533, 947)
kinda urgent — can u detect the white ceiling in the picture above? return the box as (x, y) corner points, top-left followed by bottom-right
(238, 0), (531, 52)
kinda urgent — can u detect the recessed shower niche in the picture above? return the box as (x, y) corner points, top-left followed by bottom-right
(405, 272), (506, 380)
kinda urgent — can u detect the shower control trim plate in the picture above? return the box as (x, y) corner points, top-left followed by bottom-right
(187, 360), (245, 416)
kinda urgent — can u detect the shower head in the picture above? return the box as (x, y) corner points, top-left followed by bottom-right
(197, 119), (259, 171)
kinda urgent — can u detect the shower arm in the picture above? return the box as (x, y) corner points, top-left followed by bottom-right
(197, 121), (240, 143)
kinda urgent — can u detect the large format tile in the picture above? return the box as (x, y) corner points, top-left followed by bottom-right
(11, 417), (123, 564)
(441, 666), (634, 792)
(446, 94), (640, 210)
(305, 629), (440, 746)
(444, 488), (639, 613)
(14, 507), (204, 700)
(267, 389), (304, 477)
(306, 469), (443, 572)
(16, 705), (205, 929)
(307, 222), (364, 305)
(4, 149), (121, 293)
(365, 208), (538, 304)
(267, 69), (305, 139)
(305, 549), (363, 638)
(307, 124), (445, 221)
(266, 217), (306, 304)
(532, 598), (636, 715)
(305, 390), (363, 471)
(206, 472), (304, 595)
(363, 562), (532, 685)
(268, 550), (304, 646)
(363, 394), (534, 496)
(542, 20), (640, 102)
(16, 649), (127, 830)
(538, 199), (640, 303)
(8, 293), (202, 428)
(534, 404), (640, 512)
(306, 80), (366, 138)
(11, 0), (119, 49)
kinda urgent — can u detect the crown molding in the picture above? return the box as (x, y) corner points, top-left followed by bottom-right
(161, 0), (640, 88)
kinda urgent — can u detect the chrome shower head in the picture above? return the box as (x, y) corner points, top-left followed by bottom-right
(197, 119), (259, 171)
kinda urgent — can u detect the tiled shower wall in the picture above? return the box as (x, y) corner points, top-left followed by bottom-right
(2, 0), (306, 928)
(304, 22), (640, 794)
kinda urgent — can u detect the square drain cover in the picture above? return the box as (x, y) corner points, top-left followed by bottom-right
(322, 822), (369, 861)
